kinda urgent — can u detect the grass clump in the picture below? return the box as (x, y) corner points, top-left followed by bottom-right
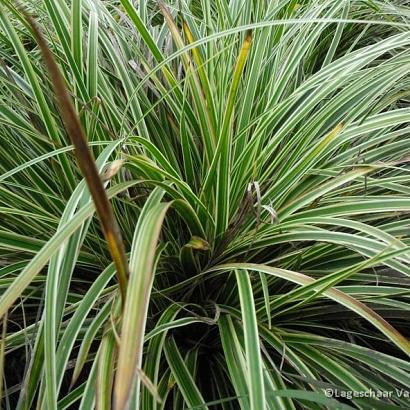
(1, 0), (410, 409)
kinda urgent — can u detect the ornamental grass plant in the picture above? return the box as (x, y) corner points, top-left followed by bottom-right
(1, 0), (410, 409)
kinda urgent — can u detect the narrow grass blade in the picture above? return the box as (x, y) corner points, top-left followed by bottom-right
(164, 337), (208, 410)
(235, 270), (266, 410)
(114, 190), (171, 409)
(23, 12), (129, 300)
